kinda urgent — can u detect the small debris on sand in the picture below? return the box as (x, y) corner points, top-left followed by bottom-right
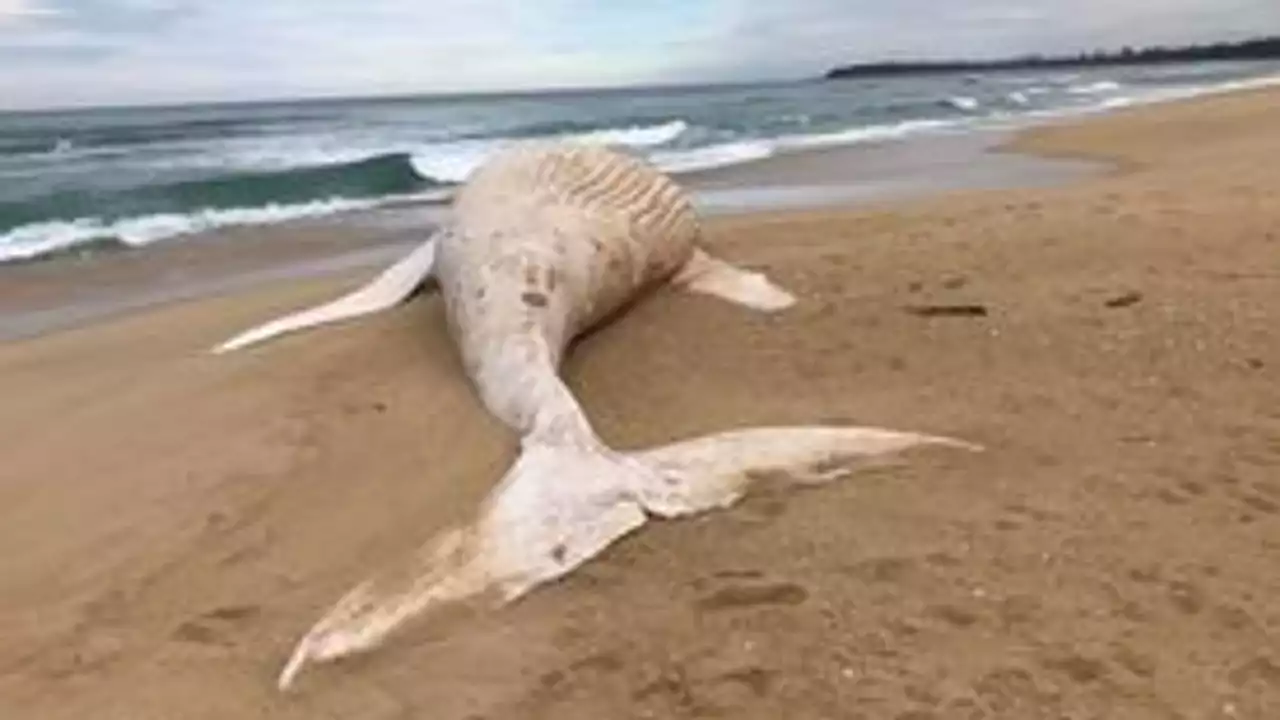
(1104, 291), (1144, 309)
(905, 304), (990, 318)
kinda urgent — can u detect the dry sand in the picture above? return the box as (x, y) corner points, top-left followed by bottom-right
(1, 88), (1278, 719)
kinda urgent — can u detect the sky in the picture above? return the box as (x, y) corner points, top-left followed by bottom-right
(0, 0), (1277, 109)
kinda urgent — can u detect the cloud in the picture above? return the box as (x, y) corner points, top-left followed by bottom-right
(1, 0), (1278, 109)
(0, 0), (61, 24)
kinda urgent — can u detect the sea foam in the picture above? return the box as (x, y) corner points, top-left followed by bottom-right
(0, 197), (394, 263)
(407, 119), (690, 183)
(947, 96), (982, 111)
(1067, 80), (1122, 95)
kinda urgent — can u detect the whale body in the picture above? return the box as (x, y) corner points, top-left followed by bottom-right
(213, 142), (980, 690)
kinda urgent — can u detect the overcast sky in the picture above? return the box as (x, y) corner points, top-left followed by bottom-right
(1, 0), (1277, 109)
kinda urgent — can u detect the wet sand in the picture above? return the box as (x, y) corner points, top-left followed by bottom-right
(1, 88), (1278, 720)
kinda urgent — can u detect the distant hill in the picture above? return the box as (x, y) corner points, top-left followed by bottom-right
(825, 36), (1280, 80)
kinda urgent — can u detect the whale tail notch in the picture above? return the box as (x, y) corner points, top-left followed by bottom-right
(212, 233), (442, 355)
(275, 424), (980, 691)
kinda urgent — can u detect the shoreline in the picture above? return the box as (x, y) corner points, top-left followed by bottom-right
(0, 126), (1101, 344)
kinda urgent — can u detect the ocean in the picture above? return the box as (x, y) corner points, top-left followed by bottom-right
(2, 60), (1278, 264)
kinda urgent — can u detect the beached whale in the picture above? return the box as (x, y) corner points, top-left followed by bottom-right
(213, 142), (979, 690)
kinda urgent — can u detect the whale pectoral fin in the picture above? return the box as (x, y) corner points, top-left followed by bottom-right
(672, 248), (797, 312)
(275, 439), (650, 691)
(628, 426), (982, 518)
(212, 232), (442, 354)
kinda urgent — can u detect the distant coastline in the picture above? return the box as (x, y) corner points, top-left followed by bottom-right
(826, 36), (1280, 80)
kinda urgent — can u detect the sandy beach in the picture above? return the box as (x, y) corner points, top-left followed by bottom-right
(1, 86), (1278, 720)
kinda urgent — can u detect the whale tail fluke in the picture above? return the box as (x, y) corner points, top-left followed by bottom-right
(276, 436), (652, 690)
(212, 234), (441, 355)
(275, 425), (979, 691)
(628, 425), (981, 518)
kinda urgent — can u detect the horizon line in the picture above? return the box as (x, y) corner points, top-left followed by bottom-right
(4, 32), (1276, 114)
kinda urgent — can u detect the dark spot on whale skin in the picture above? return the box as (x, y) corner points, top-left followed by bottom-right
(522, 292), (549, 308)
(547, 268), (559, 291)
(551, 544), (567, 563)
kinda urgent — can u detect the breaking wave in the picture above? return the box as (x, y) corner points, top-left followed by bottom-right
(1067, 80), (1123, 95)
(0, 197), (415, 263)
(0, 152), (443, 234)
(946, 96), (982, 111)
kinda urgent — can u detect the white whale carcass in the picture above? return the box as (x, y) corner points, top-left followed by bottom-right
(213, 142), (980, 690)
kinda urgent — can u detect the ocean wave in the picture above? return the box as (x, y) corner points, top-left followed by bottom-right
(1149, 72), (1280, 101)
(177, 119), (694, 188)
(985, 71), (1280, 128)
(0, 152), (443, 234)
(1210, 72), (1280, 92)
(0, 121), (693, 259)
(404, 119), (691, 182)
(0, 115), (305, 161)
(649, 140), (777, 174)
(0, 115), (965, 261)
(177, 119), (691, 175)
(782, 118), (960, 150)
(946, 96), (982, 111)
(169, 151), (440, 205)
(0, 196), (432, 263)
(1067, 80), (1122, 95)
(0, 137), (74, 157)
(1100, 96), (1137, 110)
(1007, 91), (1031, 106)
(406, 141), (492, 184)
(572, 119), (689, 148)
(644, 117), (965, 174)
(1079, 72), (1280, 113)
